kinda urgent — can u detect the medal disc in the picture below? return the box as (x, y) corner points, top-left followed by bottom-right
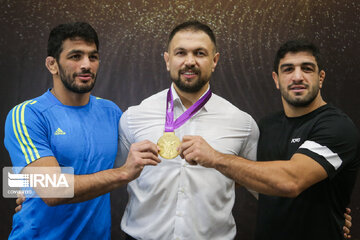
(157, 132), (181, 159)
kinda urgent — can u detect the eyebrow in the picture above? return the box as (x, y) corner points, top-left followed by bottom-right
(280, 62), (316, 69)
(66, 49), (99, 56)
(173, 47), (185, 52)
(173, 47), (209, 51)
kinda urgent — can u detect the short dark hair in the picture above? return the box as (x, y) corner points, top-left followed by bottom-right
(168, 20), (217, 51)
(47, 22), (99, 61)
(273, 39), (322, 74)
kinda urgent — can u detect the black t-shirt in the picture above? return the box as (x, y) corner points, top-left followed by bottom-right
(255, 104), (360, 240)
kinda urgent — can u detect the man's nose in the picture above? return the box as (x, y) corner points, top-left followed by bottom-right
(292, 67), (304, 81)
(80, 57), (91, 70)
(184, 54), (196, 66)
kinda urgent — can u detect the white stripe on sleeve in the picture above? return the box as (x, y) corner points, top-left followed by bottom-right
(299, 140), (342, 170)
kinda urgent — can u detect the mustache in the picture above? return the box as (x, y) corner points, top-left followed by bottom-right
(179, 66), (200, 74)
(73, 69), (96, 78)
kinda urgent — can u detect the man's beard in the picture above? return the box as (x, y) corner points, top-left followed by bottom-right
(172, 66), (209, 93)
(280, 82), (319, 107)
(59, 64), (96, 94)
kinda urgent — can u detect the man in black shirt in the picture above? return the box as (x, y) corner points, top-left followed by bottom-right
(179, 39), (359, 240)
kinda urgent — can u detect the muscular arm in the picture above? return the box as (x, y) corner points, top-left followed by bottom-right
(25, 140), (160, 206)
(214, 152), (327, 197)
(180, 136), (327, 197)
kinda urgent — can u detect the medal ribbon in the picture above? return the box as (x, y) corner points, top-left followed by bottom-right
(165, 87), (212, 132)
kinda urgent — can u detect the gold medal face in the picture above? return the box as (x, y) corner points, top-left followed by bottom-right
(157, 132), (181, 159)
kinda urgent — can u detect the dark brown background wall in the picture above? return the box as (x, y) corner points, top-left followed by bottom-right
(0, 1), (359, 239)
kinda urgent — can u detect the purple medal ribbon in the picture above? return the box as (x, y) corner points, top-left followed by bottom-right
(165, 87), (212, 132)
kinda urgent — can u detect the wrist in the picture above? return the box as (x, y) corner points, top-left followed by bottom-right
(113, 167), (133, 184)
(213, 152), (231, 172)
(212, 151), (224, 168)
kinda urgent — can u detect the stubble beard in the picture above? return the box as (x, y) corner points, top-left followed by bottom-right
(58, 64), (96, 94)
(281, 83), (319, 107)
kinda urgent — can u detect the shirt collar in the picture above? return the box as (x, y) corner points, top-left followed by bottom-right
(170, 84), (212, 112)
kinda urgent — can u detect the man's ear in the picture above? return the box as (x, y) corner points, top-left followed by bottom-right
(163, 52), (170, 71)
(319, 70), (325, 89)
(211, 52), (220, 72)
(272, 72), (280, 89)
(45, 56), (58, 75)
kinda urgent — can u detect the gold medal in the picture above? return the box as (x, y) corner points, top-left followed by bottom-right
(157, 132), (181, 159)
(158, 88), (211, 159)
